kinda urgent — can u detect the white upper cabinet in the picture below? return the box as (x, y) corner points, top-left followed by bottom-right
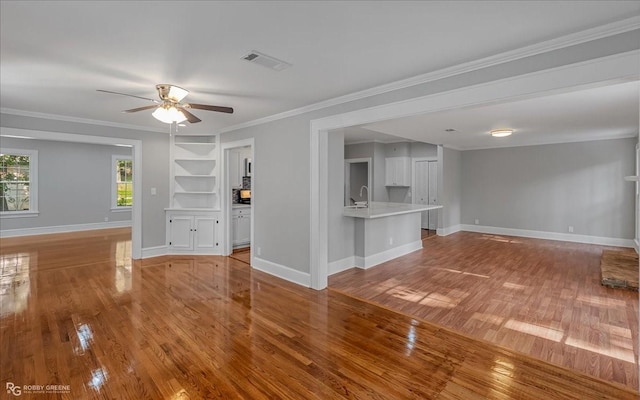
(385, 157), (411, 186)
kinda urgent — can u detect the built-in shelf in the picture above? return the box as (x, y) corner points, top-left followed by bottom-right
(169, 134), (219, 210)
(624, 176), (639, 182)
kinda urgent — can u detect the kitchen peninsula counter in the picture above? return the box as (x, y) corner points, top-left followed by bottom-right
(342, 202), (443, 269)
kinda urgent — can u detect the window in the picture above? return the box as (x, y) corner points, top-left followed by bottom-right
(112, 156), (133, 209)
(0, 149), (38, 216)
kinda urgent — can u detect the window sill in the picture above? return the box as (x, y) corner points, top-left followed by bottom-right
(0, 211), (39, 219)
(110, 207), (132, 212)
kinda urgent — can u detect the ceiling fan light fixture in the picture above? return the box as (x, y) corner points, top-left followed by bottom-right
(152, 105), (187, 124)
(490, 129), (513, 137)
(168, 85), (189, 102)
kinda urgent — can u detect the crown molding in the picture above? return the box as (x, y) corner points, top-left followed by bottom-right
(219, 16), (640, 135)
(0, 107), (166, 133)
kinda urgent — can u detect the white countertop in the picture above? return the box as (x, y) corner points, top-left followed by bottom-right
(343, 202), (442, 219)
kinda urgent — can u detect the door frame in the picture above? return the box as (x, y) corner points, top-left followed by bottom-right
(221, 138), (254, 260)
(344, 157), (372, 206)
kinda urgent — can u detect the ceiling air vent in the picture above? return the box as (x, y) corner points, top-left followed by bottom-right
(241, 50), (292, 71)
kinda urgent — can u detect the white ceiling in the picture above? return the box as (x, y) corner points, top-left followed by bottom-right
(1, 1), (639, 143)
(358, 81), (640, 150)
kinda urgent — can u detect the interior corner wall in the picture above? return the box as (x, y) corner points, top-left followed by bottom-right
(441, 147), (462, 229)
(0, 113), (170, 248)
(460, 137), (636, 239)
(328, 130), (354, 263)
(221, 116), (311, 272)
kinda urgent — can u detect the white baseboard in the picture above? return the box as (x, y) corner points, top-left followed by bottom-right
(328, 256), (356, 276)
(634, 239), (639, 253)
(436, 224), (461, 236)
(355, 240), (423, 269)
(252, 257), (311, 287)
(142, 246), (167, 259)
(460, 224), (635, 248)
(0, 220), (131, 238)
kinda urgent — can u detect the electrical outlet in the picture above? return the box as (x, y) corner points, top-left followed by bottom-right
(474, 219), (479, 225)
(568, 226), (574, 233)
(104, 217), (109, 222)
(257, 247), (262, 256)
(389, 237), (394, 245)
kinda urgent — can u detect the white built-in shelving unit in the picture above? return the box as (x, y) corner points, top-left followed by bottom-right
(165, 134), (222, 254)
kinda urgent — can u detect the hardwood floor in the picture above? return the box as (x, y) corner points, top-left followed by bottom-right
(229, 247), (251, 265)
(0, 229), (637, 399)
(330, 231), (639, 390)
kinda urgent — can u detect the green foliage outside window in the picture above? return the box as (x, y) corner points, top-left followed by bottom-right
(116, 159), (133, 207)
(0, 154), (30, 212)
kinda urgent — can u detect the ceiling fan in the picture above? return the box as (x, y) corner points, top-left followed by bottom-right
(97, 84), (233, 124)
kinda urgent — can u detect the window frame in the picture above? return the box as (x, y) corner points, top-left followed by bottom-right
(0, 148), (38, 218)
(111, 155), (133, 211)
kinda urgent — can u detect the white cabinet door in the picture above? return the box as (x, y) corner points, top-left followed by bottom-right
(231, 215), (241, 246)
(194, 217), (217, 249)
(237, 214), (251, 244)
(231, 208), (251, 247)
(385, 157), (411, 186)
(168, 215), (193, 249)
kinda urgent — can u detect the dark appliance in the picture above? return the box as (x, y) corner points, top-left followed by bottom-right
(239, 189), (251, 204)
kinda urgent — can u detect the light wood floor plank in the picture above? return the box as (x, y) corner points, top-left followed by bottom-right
(330, 231), (639, 390)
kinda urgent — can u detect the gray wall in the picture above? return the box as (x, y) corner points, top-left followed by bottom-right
(0, 137), (131, 230)
(222, 30), (638, 275)
(0, 113), (170, 248)
(328, 130), (354, 263)
(461, 137), (636, 239)
(442, 147), (462, 229)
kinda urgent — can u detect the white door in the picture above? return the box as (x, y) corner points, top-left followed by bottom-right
(414, 160), (438, 230)
(427, 161), (438, 230)
(415, 161), (430, 229)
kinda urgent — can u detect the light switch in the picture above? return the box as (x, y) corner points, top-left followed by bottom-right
(151, 187), (157, 195)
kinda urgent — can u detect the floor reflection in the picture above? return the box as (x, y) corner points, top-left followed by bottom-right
(0, 252), (32, 316)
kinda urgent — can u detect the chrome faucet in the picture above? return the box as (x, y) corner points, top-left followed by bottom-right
(359, 185), (369, 203)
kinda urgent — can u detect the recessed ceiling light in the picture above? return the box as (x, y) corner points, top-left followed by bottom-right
(490, 129), (513, 137)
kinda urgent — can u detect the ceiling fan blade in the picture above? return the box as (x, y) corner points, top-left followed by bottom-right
(97, 89), (159, 103)
(123, 105), (159, 113)
(177, 107), (201, 123)
(186, 103), (234, 114)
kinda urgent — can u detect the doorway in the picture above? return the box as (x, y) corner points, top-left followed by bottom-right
(344, 158), (372, 206)
(221, 139), (254, 264)
(412, 158), (438, 231)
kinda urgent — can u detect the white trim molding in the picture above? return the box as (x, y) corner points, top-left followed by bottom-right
(252, 257), (311, 287)
(328, 256), (356, 276)
(141, 245), (168, 259)
(437, 225), (462, 237)
(460, 224), (635, 248)
(0, 220), (131, 238)
(355, 240), (423, 270)
(0, 107), (166, 134)
(220, 17), (640, 134)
